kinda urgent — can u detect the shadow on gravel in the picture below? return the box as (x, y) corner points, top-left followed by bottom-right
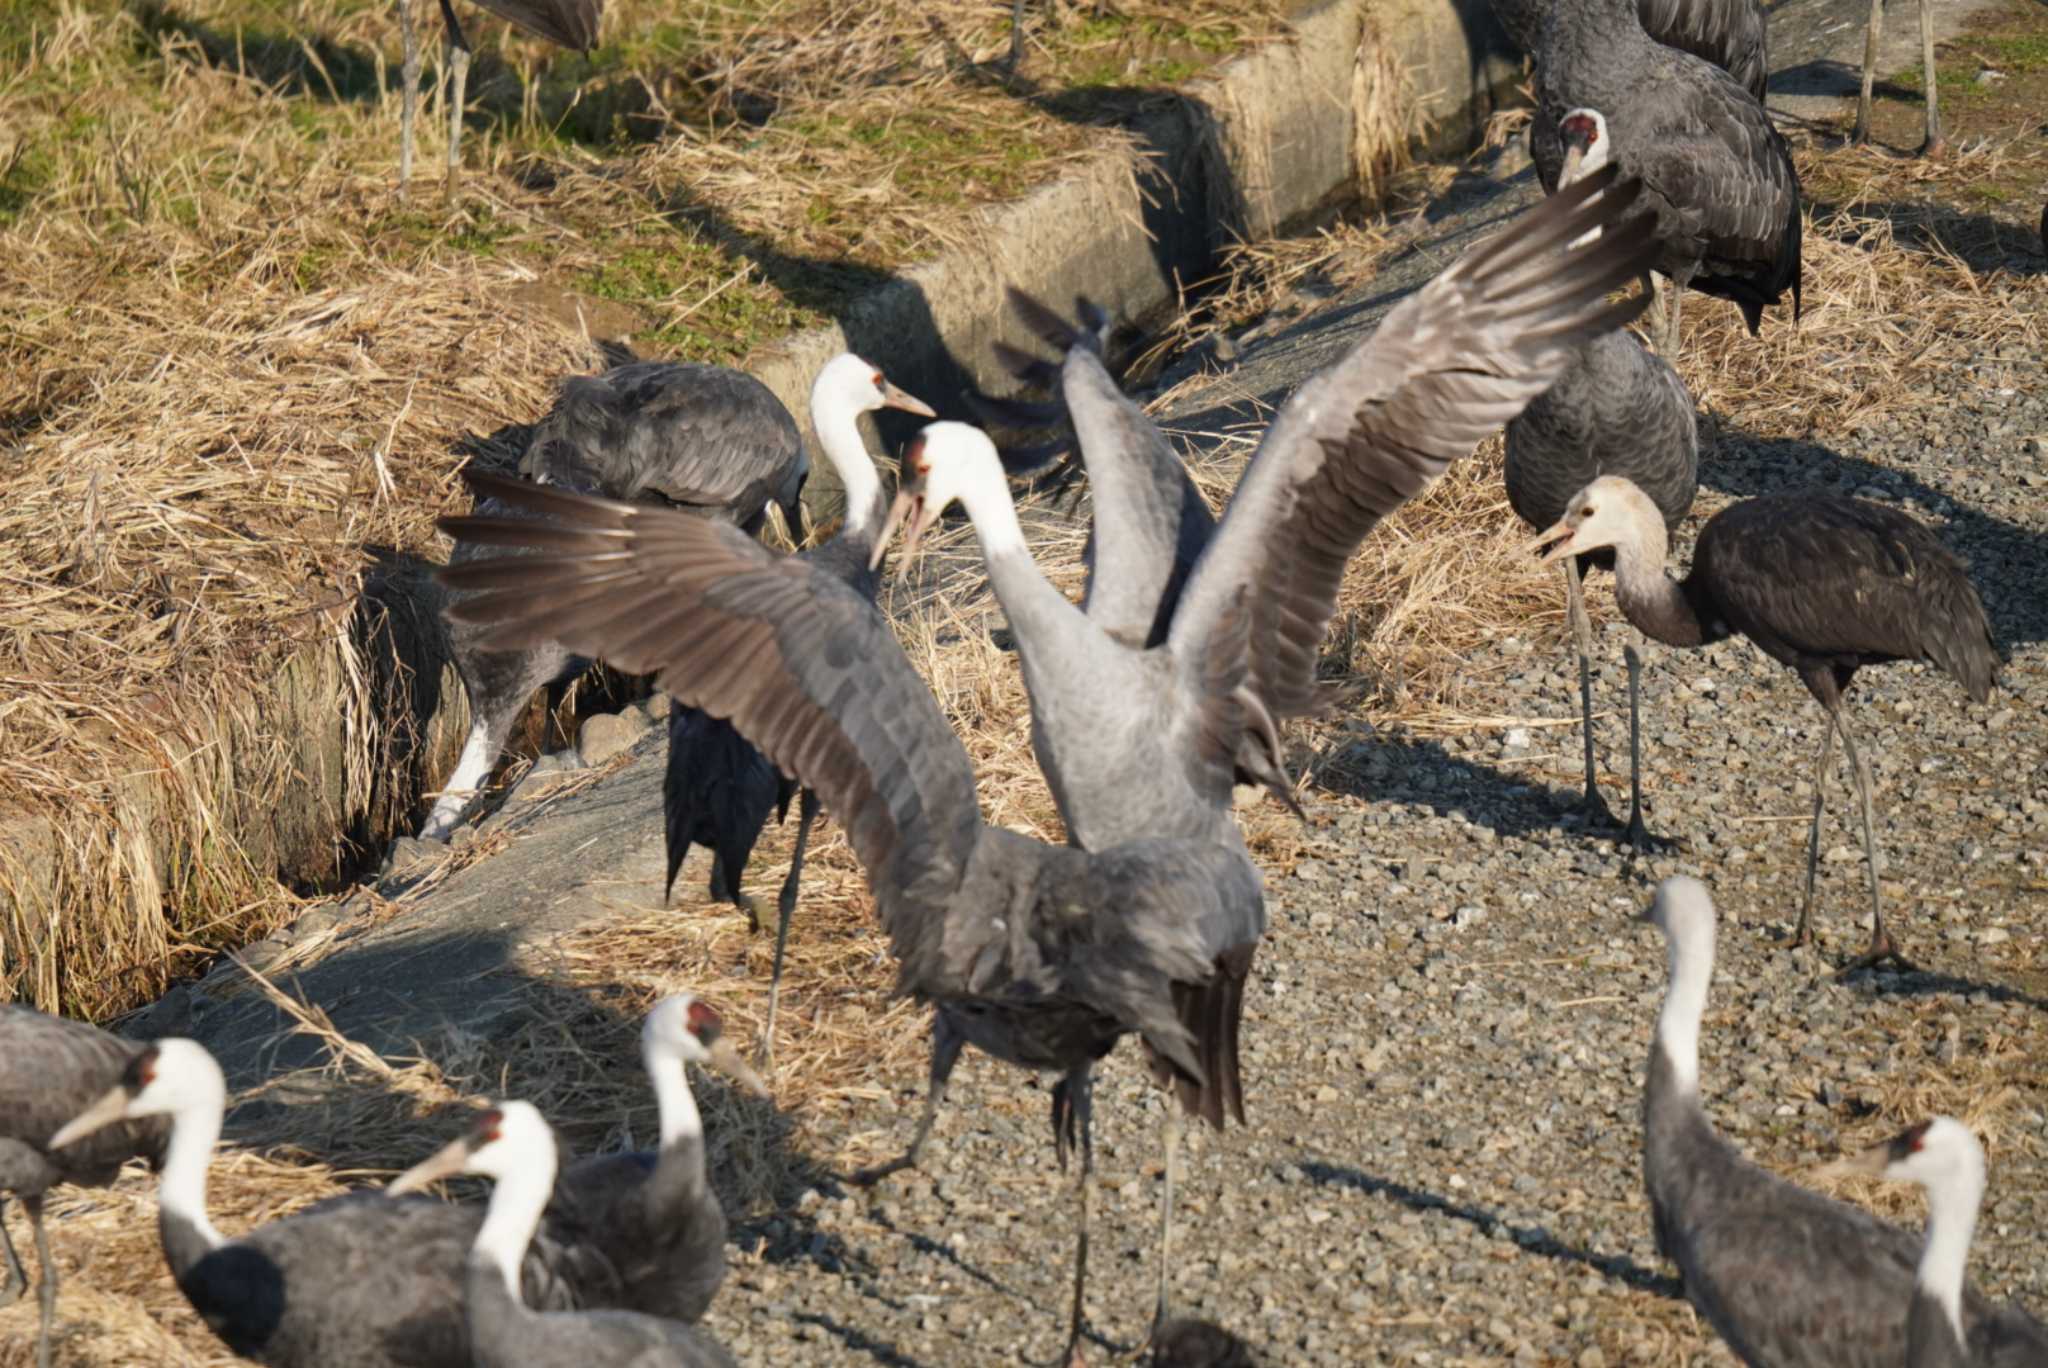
(791, 1314), (929, 1368)
(1701, 427), (2048, 650)
(1854, 967), (2048, 1015)
(1309, 733), (1622, 844)
(1294, 1160), (1685, 1299)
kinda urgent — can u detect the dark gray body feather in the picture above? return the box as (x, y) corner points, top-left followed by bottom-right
(1505, 330), (1698, 539)
(552, 1126), (726, 1322)
(1686, 495), (2000, 706)
(0, 1007), (169, 1201)
(437, 477), (1265, 1122)
(467, 0), (602, 49)
(466, 1257), (736, 1367)
(1497, 0), (1768, 100)
(1528, 0), (1802, 334)
(1645, 1047), (2034, 1365)
(1909, 1285), (2048, 1366)
(160, 1192), (616, 1368)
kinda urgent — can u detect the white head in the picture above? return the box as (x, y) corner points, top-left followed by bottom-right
(810, 353), (936, 425)
(1830, 1116), (1986, 1191)
(870, 421), (1010, 571)
(388, 1099), (557, 1193)
(1528, 475), (1663, 565)
(1557, 108), (1612, 188)
(48, 1037), (225, 1149)
(1641, 874), (1716, 945)
(642, 993), (770, 1098)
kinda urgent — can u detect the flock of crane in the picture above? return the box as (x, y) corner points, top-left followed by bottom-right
(3, 0), (2043, 1365)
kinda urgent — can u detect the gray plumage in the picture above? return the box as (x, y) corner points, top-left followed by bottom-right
(1537, 479), (1999, 971)
(422, 361), (806, 843)
(46, 1039), (622, 1368)
(1527, 0), (1802, 342)
(943, 167), (1659, 861)
(0, 1007), (170, 1368)
(1639, 877), (2036, 1366)
(1505, 328), (1697, 843)
(1496, 0), (1768, 100)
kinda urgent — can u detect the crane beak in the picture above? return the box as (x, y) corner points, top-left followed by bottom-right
(1527, 518), (1577, 565)
(870, 489), (936, 576)
(1559, 141), (1587, 189)
(1813, 1138), (1892, 1183)
(704, 1037), (771, 1099)
(387, 1135), (475, 1197)
(880, 382), (937, 418)
(870, 490), (914, 572)
(48, 1085), (132, 1151)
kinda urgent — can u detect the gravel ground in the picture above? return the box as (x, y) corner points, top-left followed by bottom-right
(692, 139), (2048, 1368)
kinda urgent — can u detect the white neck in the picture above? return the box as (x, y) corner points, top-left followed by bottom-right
(473, 1143), (557, 1302)
(952, 461), (1031, 564)
(1655, 919), (1711, 1097)
(812, 392), (882, 537)
(645, 1038), (703, 1151)
(158, 1082), (228, 1253)
(1916, 1156), (1985, 1348)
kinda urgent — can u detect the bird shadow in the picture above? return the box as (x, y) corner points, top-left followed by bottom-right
(1849, 964), (2048, 1015)
(790, 1313), (931, 1368)
(1292, 1159), (1684, 1299)
(1699, 425), (2048, 649)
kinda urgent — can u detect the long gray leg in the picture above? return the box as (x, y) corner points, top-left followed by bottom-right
(849, 1013), (964, 1185)
(1835, 708), (1915, 976)
(1854, 0), (1883, 143)
(0, 1196), (25, 1308)
(437, 0), (472, 201)
(1796, 713), (1837, 947)
(1916, 0), (1943, 155)
(1007, 0), (1027, 71)
(398, 0), (421, 190)
(763, 788), (820, 1075)
(27, 1195), (54, 1368)
(1563, 557), (1617, 829)
(1059, 1066), (1095, 1368)
(1621, 644), (1672, 851)
(1152, 1103), (1184, 1338)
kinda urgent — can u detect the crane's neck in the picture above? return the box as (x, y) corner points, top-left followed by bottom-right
(1654, 919), (1712, 1099)
(955, 464), (1092, 675)
(156, 1088), (227, 1272)
(1915, 1155), (1985, 1351)
(646, 1040), (704, 1154)
(813, 396), (884, 539)
(1607, 516), (1708, 649)
(473, 1146), (557, 1302)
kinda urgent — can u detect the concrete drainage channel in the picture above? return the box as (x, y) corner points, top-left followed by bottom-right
(4, 0), (1525, 1020)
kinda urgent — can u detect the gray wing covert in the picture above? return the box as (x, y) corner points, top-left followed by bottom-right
(437, 475), (983, 954)
(470, 0), (603, 49)
(1167, 167), (1657, 721)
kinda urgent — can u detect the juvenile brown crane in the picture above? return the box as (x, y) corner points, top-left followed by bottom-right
(1535, 479), (1999, 973)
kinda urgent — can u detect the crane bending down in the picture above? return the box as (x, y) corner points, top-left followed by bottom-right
(396, 0), (602, 198)
(1639, 876), (2036, 1364)
(1534, 478), (1999, 974)
(435, 471), (1267, 1367)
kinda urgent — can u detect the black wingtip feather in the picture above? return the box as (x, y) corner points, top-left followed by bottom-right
(1149, 945), (1255, 1132)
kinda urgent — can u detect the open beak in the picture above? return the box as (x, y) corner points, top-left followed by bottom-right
(1527, 517), (1577, 565)
(49, 1085), (133, 1151)
(705, 1036), (771, 1099)
(881, 382), (936, 418)
(870, 490), (914, 572)
(869, 489), (937, 574)
(386, 1136), (475, 1197)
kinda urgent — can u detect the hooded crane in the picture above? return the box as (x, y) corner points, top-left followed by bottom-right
(1525, 0), (1802, 354)
(0, 1007), (171, 1368)
(661, 358), (933, 1070)
(1532, 477), (1998, 974)
(1639, 876), (2033, 1365)
(47, 1037), (622, 1367)
(396, 0), (602, 199)
(391, 1101), (737, 1367)
(422, 355), (922, 843)
(880, 169), (1658, 1346)
(435, 472), (1267, 1368)
(551, 994), (767, 1324)
(1495, 0), (1768, 99)
(1823, 1118), (2048, 1365)
(1504, 326), (1697, 848)
(1853, 0), (1944, 156)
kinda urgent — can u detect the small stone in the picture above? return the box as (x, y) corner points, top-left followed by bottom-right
(578, 710), (650, 766)
(291, 908), (340, 940)
(237, 938), (290, 974)
(640, 692), (673, 720)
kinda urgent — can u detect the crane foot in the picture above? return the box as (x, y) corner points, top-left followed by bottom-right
(1917, 134), (1948, 159)
(1835, 933), (1917, 980)
(845, 1152), (919, 1187)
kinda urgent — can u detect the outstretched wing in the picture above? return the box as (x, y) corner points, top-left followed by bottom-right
(437, 474), (983, 950)
(1167, 165), (1658, 720)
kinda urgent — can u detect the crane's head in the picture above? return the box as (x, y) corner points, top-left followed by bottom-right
(1557, 108), (1611, 189)
(1527, 475), (1659, 564)
(812, 352), (937, 423)
(388, 1100), (555, 1192)
(643, 993), (771, 1098)
(1820, 1116), (1986, 1193)
(871, 421), (1006, 572)
(48, 1037), (225, 1149)
(1640, 874), (1717, 941)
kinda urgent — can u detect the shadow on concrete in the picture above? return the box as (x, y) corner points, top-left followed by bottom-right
(1294, 1158), (1684, 1298)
